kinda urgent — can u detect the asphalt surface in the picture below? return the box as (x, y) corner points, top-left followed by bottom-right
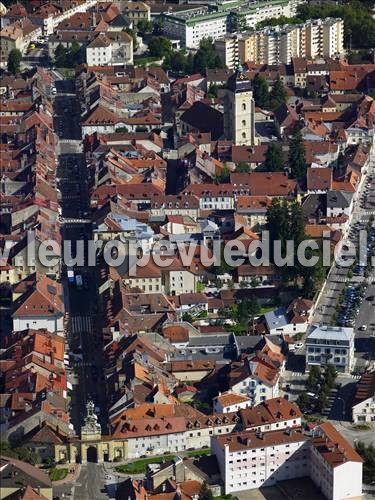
(312, 150), (375, 368)
(53, 80), (109, 498)
(53, 464), (109, 500)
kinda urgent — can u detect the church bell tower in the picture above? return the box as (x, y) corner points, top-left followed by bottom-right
(224, 65), (257, 146)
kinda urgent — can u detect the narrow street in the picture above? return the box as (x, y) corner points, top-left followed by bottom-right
(54, 80), (108, 440)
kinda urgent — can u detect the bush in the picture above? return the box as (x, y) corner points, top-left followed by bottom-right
(49, 468), (68, 482)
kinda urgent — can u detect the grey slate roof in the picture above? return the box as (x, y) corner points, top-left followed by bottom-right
(326, 190), (353, 209)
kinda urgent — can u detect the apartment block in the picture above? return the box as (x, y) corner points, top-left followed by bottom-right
(221, 17), (344, 66)
(160, 0), (303, 49)
(215, 35), (239, 70)
(305, 325), (355, 373)
(212, 427), (310, 493)
(212, 422), (363, 498)
(310, 423), (363, 500)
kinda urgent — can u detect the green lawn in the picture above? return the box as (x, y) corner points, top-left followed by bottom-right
(186, 449), (211, 458)
(56, 67), (75, 80)
(134, 56), (161, 67)
(49, 468), (68, 481)
(258, 305), (277, 314)
(115, 455), (175, 474)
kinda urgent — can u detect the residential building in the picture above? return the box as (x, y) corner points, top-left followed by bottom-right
(326, 190), (354, 218)
(160, 8), (227, 50)
(226, 18), (344, 66)
(227, 354), (282, 405)
(12, 276), (65, 334)
(262, 299), (313, 335)
(120, 1), (150, 27)
(0, 456), (53, 500)
(50, 30), (133, 65)
(239, 398), (302, 431)
(212, 427), (309, 494)
(215, 34), (239, 70)
(212, 421), (363, 497)
(352, 372), (375, 423)
(86, 31), (133, 66)
(310, 422), (363, 500)
(304, 18), (344, 60)
(0, 23), (23, 68)
(213, 392), (252, 414)
(160, 0), (302, 50)
(305, 325), (355, 373)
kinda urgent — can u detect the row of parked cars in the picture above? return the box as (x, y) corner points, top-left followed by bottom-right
(360, 174), (375, 209)
(337, 284), (366, 328)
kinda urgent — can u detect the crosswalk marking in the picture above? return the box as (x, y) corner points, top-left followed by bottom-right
(70, 315), (93, 333)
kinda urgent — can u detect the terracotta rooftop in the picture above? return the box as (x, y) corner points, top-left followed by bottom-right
(215, 392), (251, 408)
(353, 372), (375, 405)
(307, 167), (332, 191)
(240, 398), (302, 429)
(312, 422), (363, 468)
(214, 426), (307, 452)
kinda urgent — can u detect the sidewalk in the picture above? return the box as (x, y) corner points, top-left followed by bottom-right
(52, 464), (81, 486)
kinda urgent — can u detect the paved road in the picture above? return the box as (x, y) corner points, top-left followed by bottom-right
(53, 80), (108, 500)
(312, 151), (375, 364)
(53, 464), (109, 500)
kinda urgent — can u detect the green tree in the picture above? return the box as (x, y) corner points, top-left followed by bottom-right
(207, 83), (219, 98)
(264, 143), (284, 172)
(67, 39), (82, 67)
(215, 165), (230, 183)
(14, 447), (40, 465)
(182, 312), (193, 323)
(268, 75), (287, 110)
(297, 2), (375, 49)
(355, 442), (375, 484)
(230, 12), (249, 33)
(253, 73), (269, 109)
(185, 52), (195, 74)
(237, 298), (261, 330)
(316, 391), (328, 413)
(288, 129), (306, 179)
(235, 162), (250, 173)
(124, 27), (138, 52)
(198, 481), (214, 500)
(164, 50), (188, 72)
(54, 43), (67, 67)
(137, 19), (153, 37)
(302, 247), (326, 299)
(324, 364), (337, 389)
(307, 365), (321, 390)
(152, 17), (165, 36)
(148, 36), (172, 58)
(193, 37), (223, 73)
(256, 15), (302, 30)
(7, 48), (22, 75)
(250, 277), (260, 288)
(297, 392), (310, 411)
(267, 198), (291, 259)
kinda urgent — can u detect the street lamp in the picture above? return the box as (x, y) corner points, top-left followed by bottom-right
(336, 396), (346, 421)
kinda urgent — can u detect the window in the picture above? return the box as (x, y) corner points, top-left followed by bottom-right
(242, 120), (246, 126)
(242, 103), (246, 111)
(242, 132), (246, 139)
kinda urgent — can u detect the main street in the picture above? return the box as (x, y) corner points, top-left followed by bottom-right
(312, 149), (375, 341)
(54, 80), (107, 456)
